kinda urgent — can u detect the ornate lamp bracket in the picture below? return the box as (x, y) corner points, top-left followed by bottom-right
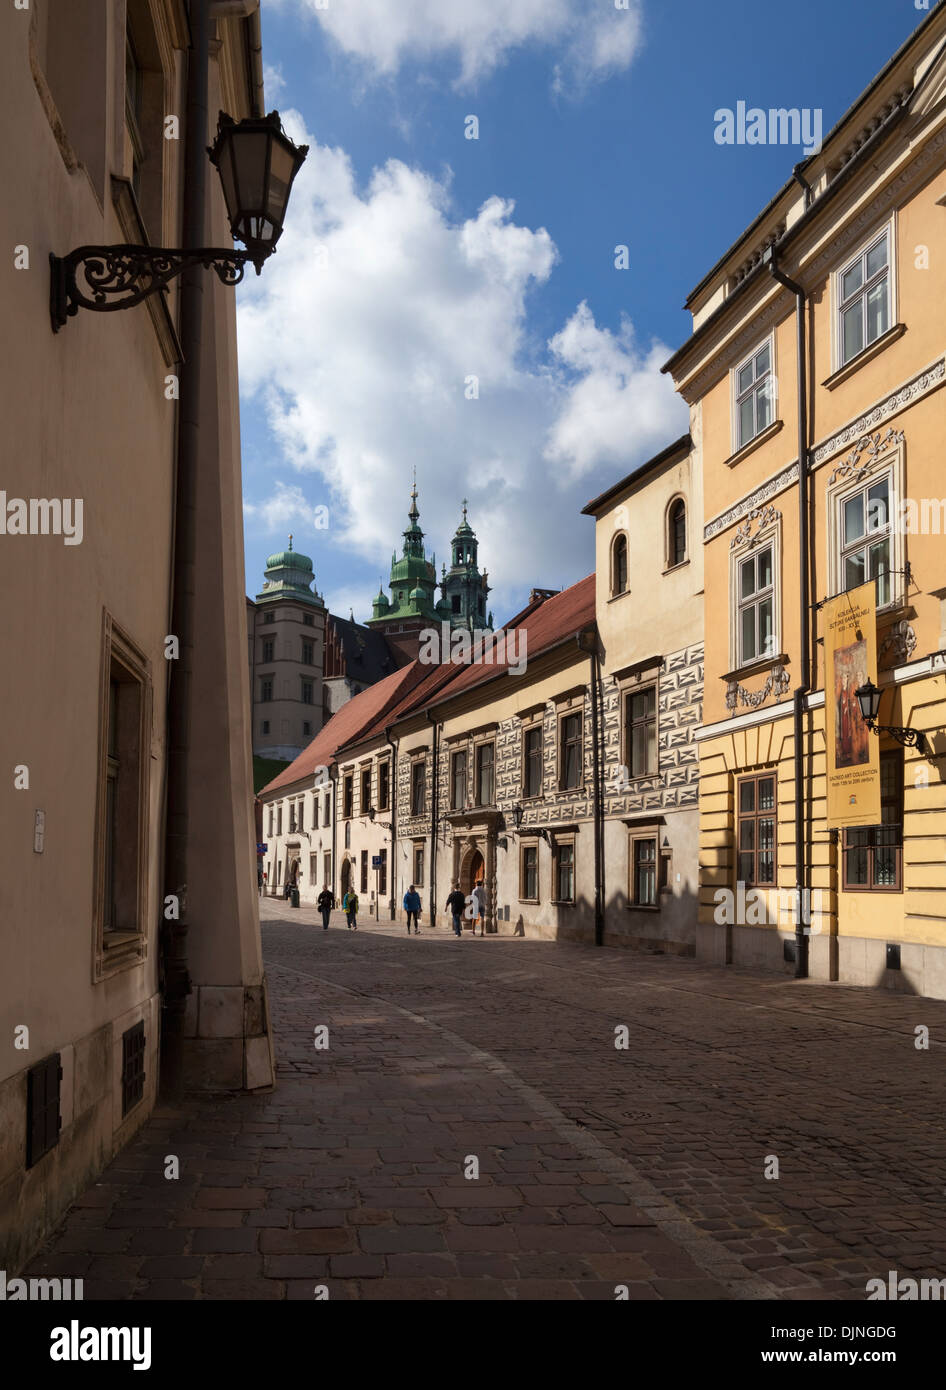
(49, 244), (260, 333)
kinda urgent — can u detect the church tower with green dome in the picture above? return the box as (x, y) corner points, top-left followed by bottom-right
(366, 481), (443, 660)
(441, 500), (492, 631)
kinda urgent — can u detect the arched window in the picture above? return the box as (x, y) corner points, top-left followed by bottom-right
(668, 499), (687, 568)
(611, 533), (628, 596)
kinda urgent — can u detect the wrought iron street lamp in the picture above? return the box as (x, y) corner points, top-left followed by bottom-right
(511, 802), (524, 831)
(855, 679), (930, 756)
(50, 111), (307, 332)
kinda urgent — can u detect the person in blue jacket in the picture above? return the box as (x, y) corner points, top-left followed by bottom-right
(403, 884), (422, 935)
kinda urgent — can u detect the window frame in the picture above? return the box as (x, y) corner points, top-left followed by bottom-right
(551, 836), (576, 904)
(732, 334), (776, 452)
(842, 750), (903, 893)
(610, 532), (629, 597)
(827, 443), (904, 616)
(622, 683), (658, 781)
(378, 760), (390, 812)
(558, 708), (584, 792)
(474, 739), (495, 807)
(729, 517), (782, 673)
(735, 772), (778, 889)
(342, 774), (353, 820)
(450, 748), (468, 810)
(413, 841), (425, 888)
(410, 758), (427, 817)
(834, 223), (895, 371)
(360, 765), (372, 816)
(522, 721), (544, 799)
(628, 831), (660, 909)
(519, 840), (540, 903)
(667, 496), (687, 569)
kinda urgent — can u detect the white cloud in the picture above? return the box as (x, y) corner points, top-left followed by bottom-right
(263, 62), (287, 103)
(270, 0), (643, 87)
(243, 480), (326, 534)
(238, 120), (681, 618)
(544, 302), (685, 480)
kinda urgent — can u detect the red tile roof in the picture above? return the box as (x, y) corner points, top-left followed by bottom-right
(258, 662), (427, 798)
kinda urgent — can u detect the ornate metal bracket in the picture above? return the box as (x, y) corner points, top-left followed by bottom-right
(49, 244), (261, 333)
(864, 719), (930, 757)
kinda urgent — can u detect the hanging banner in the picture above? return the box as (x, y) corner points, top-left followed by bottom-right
(824, 580), (881, 829)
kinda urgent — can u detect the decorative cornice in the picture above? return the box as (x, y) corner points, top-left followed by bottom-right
(827, 427), (905, 484)
(730, 504), (780, 549)
(812, 358), (945, 467)
(681, 295), (786, 403)
(726, 663), (791, 712)
(704, 462), (798, 543)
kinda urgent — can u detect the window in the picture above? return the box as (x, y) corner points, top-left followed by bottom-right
(289, 805), (297, 834)
(379, 848), (388, 896)
(838, 230), (890, 367)
(475, 743), (495, 806)
(736, 774), (777, 886)
(668, 499), (687, 567)
(277, 806), (283, 836)
(261, 720), (270, 735)
(523, 725), (543, 798)
(262, 639), (274, 662)
(264, 612), (275, 624)
(843, 751), (903, 891)
(559, 711), (583, 790)
(343, 775), (353, 819)
(323, 792), (331, 827)
(312, 793), (319, 826)
(839, 473), (891, 608)
(631, 837), (658, 907)
(411, 760), (426, 816)
(121, 1021), (146, 1117)
(413, 843), (425, 887)
(378, 761), (390, 811)
(738, 544), (775, 664)
(360, 850), (368, 894)
(734, 340), (774, 448)
(520, 843), (539, 901)
(303, 721), (311, 736)
(301, 679), (314, 705)
(96, 619), (150, 972)
(302, 640), (314, 665)
(361, 767), (372, 815)
(323, 851), (332, 886)
(303, 614), (314, 627)
(26, 1054), (62, 1169)
(553, 840), (575, 902)
(451, 595), (461, 613)
(125, 34), (145, 204)
(260, 678), (273, 702)
(298, 800), (305, 832)
(451, 750), (467, 809)
(268, 808), (274, 837)
(624, 686), (657, 778)
(611, 533), (628, 596)
(309, 853), (318, 887)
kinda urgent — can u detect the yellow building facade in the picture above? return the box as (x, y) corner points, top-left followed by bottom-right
(665, 6), (946, 995)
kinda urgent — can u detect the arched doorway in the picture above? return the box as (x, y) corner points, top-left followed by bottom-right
(461, 849), (484, 897)
(288, 857), (300, 888)
(340, 858), (351, 898)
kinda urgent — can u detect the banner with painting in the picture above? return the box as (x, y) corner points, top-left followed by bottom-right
(824, 581), (881, 829)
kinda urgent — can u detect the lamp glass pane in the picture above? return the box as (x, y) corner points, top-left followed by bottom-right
(233, 131), (269, 216)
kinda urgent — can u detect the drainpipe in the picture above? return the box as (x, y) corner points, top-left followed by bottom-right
(330, 764), (337, 903)
(385, 725), (398, 921)
(426, 710), (439, 929)
(160, 0), (211, 1099)
(792, 162), (813, 211)
(764, 246), (810, 979)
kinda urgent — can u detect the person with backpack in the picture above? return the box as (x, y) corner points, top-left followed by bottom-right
(403, 884), (422, 934)
(342, 888), (359, 930)
(445, 881), (466, 937)
(472, 879), (486, 936)
(316, 884), (335, 931)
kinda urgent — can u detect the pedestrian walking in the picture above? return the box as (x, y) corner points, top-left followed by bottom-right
(472, 879), (486, 936)
(317, 884), (334, 931)
(257, 866), (264, 896)
(342, 888), (359, 930)
(445, 881), (466, 937)
(403, 884), (422, 934)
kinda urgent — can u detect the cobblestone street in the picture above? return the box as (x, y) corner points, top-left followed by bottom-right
(25, 900), (946, 1300)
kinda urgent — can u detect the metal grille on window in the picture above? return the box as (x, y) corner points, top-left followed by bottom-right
(27, 1053), (62, 1168)
(121, 1021), (146, 1117)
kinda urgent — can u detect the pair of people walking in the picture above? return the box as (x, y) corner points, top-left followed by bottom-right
(445, 879), (486, 935)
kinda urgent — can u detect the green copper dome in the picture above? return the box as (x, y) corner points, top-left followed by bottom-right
(255, 534), (323, 609)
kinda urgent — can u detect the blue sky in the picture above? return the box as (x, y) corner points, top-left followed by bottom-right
(239, 0), (931, 624)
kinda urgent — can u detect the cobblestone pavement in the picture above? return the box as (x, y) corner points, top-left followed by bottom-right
(24, 900), (946, 1300)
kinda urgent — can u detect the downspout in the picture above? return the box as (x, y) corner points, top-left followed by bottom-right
(160, 0), (210, 1099)
(385, 726), (398, 921)
(426, 710), (439, 929)
(330, 764), (337, 901)
(764, 246), (810, 979)
(792, 163), (813, 210)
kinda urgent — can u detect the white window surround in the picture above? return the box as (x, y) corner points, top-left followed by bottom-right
(826, 439), (905, 615)
(731, 333), (776, 455)
(831, 218), (897, 375)
(728, 517), (783, 674)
